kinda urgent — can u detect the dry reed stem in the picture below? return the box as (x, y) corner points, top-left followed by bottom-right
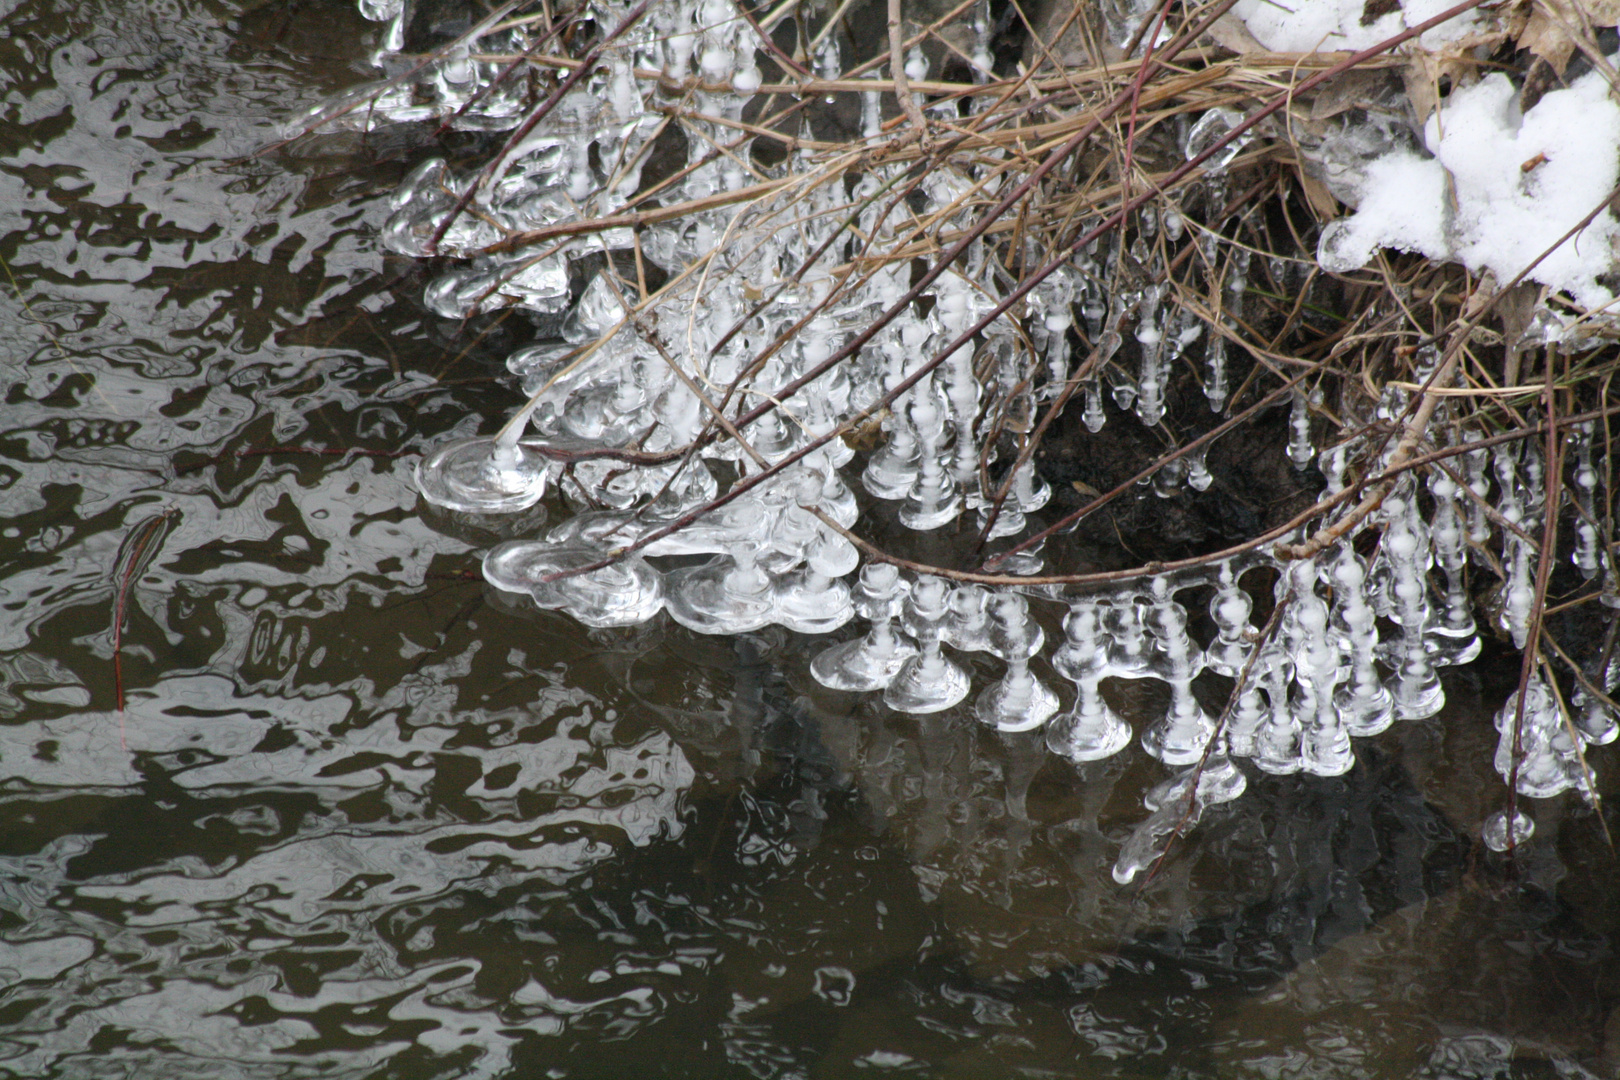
(350, 0), (1620, 706)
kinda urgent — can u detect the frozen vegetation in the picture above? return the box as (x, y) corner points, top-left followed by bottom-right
(302, 0), (1620, 882)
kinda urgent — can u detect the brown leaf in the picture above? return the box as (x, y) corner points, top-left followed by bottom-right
(1516, 0), (1620, 71)
(1519, 7), (1576, 74)
(1203, 12), (1268, 56)
(1297, 165), (1340, 222)
(1495, 282), (1544, 348)
(1402, 58), (1440, 126)
(1309, 67), (1399, 121)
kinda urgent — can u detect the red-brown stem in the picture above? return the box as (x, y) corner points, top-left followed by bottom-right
(1143, 589), (1291, 889)
(538, 0), (1488, 585)
(436, 7), (577, 136)
(1504, 349), (1566, 850)
(428, 0), (653, 254)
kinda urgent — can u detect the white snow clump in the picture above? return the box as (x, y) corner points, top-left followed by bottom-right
(1233, 0), (1482, 53)
(1315, 66), (1620, 309)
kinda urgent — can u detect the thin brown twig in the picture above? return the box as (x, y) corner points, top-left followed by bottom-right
(1142, 587), (1292, 889)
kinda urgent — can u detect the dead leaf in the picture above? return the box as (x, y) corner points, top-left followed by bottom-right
(1517, 0), (1620, 73)
(1495, 282), (1544, 347)
(1402, 59), (1440, 126)
(1309, 67), (1397, 121)
(1297, 166), (1340, 222)
(1203, 12), (1268, 56)
(1519, 7), (1576, 74)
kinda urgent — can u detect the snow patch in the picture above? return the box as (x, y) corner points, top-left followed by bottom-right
(1233, 0), (1481, 53)
(1316, 67), (1620, 308)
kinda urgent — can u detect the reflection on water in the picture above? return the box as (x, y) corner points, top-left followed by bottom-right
(1, 0), (1618, 1076)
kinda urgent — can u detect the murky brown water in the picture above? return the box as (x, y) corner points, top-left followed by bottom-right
(2, 0), (1618, 1076)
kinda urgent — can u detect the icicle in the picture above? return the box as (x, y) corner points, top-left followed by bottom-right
(1111, 762), (1246, 885)
(1203, 247), (1248, 414)
(1570, 421), (1602, 579)
(976, 593), (1060, 732)
(1140, 577), (1215, 765)
(1253, 562), (1303, 773)
(1203, 333), (1228, 413)
(862, 320), (927, 501)
(665, 541), (775, 635)
(1252, 646), (1301, 774)
(1286, 389), (1313, 470)
(1205, 561), (1254, 678)
(1522, 441), (1547, 521)
(1329, 546), (1394, 737)
(1152, 457), (1187, 498)
(1101, 293), (1134, 412)
(1319, 440), (1351, 498)
(944, 585), (994, 654)
(811, 563), (918, 691)
(1492, 675), (1588, 799)
(1037, 272), (1076, 400)
(1498, 451), (1536, 651)
(1463, 440), (1493, 545)
(980, 452), (1051, 541)
(969, 0), (994, 80)
(1378, 495), (1445, 719)
(771, 481), (858, 634)
(899, 378), (962, 530)
(1426, 467), (1481, 666)
(936, 274), (985, 505)
(1104, 591), (1154, 678)
(1134, 286), (1166, 426)
(1186, 443), (1213, 491)
(1112, 796), (1197, 885)
(1049, 598), (1132, 762)
(1081, 291), (1106, 342)
(1184, 107), (1255, 175)
(1228, 642), (1284, 760)
(1572, 685), (1620, 746)
(1291, 558), (1353, 776)
(861, 71), (883, 142)
(1083, 378), (1107, 433)
(885, 576), (972, 714)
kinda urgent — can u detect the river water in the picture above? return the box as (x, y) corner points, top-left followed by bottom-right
(1, 0), (1618, 1076)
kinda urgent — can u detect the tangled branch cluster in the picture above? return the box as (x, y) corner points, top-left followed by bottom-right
(298, 0), (1620, 874)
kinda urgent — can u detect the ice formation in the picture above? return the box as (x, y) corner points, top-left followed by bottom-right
(320, 0), (1618, 879)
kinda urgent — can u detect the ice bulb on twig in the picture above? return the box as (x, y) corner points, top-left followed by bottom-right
(885, 576), (972, 714)
(811, 563), (918, 691)
(975, 592), (1059, 732)
(1049, 597), (1131, 762)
